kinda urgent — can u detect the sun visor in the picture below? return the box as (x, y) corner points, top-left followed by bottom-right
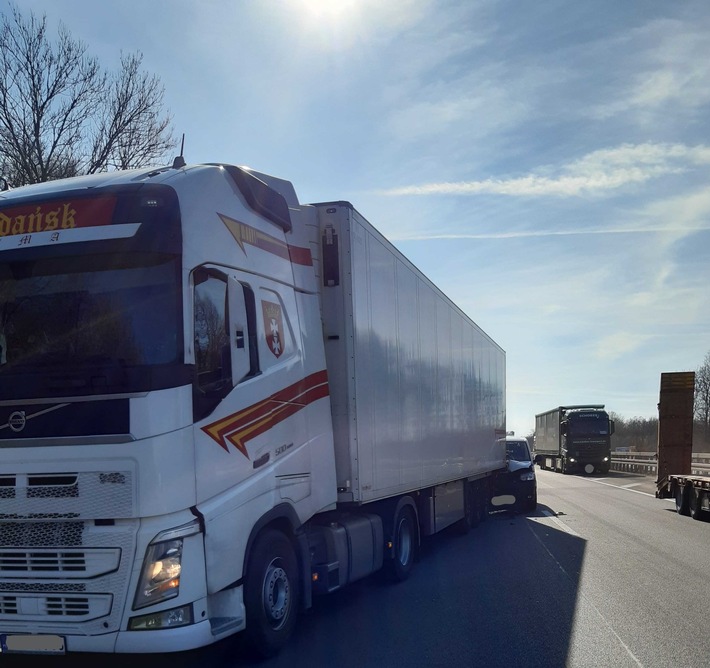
(210, 163), (292, 233)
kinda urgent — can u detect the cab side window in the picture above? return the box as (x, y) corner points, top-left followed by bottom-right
(193, 267), (261, 421)
(194, 272), (231, 396)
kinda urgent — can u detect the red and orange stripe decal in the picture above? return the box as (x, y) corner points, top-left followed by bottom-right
(219, 213), (313, 266)
(202, 370), (329, 458)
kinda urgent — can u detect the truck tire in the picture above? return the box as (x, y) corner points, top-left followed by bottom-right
(689, 486), (706, 521)
(675, 484), (690, 516)
(244, 529), (300, 658)
(385, 505), (416, 582)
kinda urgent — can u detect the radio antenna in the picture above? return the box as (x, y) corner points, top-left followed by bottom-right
(172, 134), (186, 169)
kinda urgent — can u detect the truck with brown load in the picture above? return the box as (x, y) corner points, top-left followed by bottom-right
(655, 371), (710, 521)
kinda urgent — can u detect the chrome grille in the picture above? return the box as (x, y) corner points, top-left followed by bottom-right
(0, 522), (83, 547)
(0, 470), (134, 520)
(1, 550), (84, 572)
(47, 596), (90, 616)
(0, 596), (17, 614)
(0, 465), (137, 634)
(0, 547), (120, 578)
(0, 592), (112, 620)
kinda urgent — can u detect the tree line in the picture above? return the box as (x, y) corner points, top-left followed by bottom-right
(524, 352), (710, 453)
(598, 349), (710, 453)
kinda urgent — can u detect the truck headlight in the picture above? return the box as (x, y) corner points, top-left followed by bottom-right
(569, 458), (576, 463)
(520, 471), (535, 482)
(134, 539), (184, 610)
(133, 518), (201, 611)
(603, 456), (609, 462)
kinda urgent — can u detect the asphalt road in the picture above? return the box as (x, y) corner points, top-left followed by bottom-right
(8, 469), (710, 668)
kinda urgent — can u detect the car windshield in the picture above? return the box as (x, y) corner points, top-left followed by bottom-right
(0, 254), (180, 370)
(507, 440), (530, 462)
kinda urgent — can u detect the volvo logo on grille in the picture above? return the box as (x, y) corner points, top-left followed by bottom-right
(8, 411), (27, 432)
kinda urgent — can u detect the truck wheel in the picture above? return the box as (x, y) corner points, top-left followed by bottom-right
(386, 506), (416, 582)
(689, 487), (706, 521)
(675, 484), (690, 516)
(244, 529), (300, 658)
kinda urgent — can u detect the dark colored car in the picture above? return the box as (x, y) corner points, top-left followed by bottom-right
(494, 436), (537, 511)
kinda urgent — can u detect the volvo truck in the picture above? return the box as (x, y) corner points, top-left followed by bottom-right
(0, 161), (506, 657)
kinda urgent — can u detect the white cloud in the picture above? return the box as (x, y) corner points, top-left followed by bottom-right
(380, 142), (710, 198)
(591, 18), (710, 121)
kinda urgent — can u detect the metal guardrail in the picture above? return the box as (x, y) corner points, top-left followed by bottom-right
(610, 452), (710, 476)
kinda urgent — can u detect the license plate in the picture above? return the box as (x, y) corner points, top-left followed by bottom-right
(0, 634), (65, 654)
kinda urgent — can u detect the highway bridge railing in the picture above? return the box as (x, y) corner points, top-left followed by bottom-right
(610, 452), (710, 476)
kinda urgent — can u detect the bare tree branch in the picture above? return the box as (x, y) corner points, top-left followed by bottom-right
(695, 352), (710, 445)
(0, 4), (175, 187)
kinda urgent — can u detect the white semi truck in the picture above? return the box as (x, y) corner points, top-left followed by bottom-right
(0, 161), (506, 657)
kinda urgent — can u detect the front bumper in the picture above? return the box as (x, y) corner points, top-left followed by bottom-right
(494, 476), (536, 507)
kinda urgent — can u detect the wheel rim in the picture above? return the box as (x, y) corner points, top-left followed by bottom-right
(396, 516), (412, 566)
(262, 558), (291, 630)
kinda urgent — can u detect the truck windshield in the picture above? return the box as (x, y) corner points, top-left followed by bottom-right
(0, 254), (180, 371)
(569, 415), (609, 436)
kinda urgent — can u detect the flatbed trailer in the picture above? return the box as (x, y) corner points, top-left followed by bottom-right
(653, 372), (709, 521)
(667, 475), (710, 520)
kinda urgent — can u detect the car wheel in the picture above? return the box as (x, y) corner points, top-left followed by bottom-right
(525, 490), (538, 512)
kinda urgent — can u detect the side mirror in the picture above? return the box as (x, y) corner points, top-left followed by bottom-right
(610, 420), (615, 435)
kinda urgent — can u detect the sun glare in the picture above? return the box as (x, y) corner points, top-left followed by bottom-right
(297, 0), (361, 24)
(282, 0), (419, 53)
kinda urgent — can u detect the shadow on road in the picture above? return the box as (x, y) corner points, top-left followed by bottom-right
(5, 507), (587, 668)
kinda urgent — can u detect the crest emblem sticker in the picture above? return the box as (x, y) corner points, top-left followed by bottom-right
(262, 301), (284, 358)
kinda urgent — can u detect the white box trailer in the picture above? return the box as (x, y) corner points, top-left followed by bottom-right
(315, 202), (505, 507)
(0, 163), (505, 658)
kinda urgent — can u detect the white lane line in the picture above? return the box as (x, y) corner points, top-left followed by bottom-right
(585, 477), (675, 501)
(527, 519), (644, 667)
(621, 483), (642, 489)
(540, 509), (580, 537)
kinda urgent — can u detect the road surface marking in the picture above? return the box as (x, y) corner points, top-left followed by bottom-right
(540, 509), (580, 537)
(621, 483), (642, 489)
(527, 519), (645, 667)
(585, 477), (675, 501)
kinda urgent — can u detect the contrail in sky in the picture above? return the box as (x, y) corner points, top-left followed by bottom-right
(391, 226), (710, 241)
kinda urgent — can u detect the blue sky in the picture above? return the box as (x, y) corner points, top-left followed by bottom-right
(17, 0), (710, 437)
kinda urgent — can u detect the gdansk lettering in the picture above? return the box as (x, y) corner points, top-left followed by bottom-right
(0, 203), (76, 237)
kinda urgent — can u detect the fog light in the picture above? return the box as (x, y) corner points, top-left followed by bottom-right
(128, 603), (193, 631)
